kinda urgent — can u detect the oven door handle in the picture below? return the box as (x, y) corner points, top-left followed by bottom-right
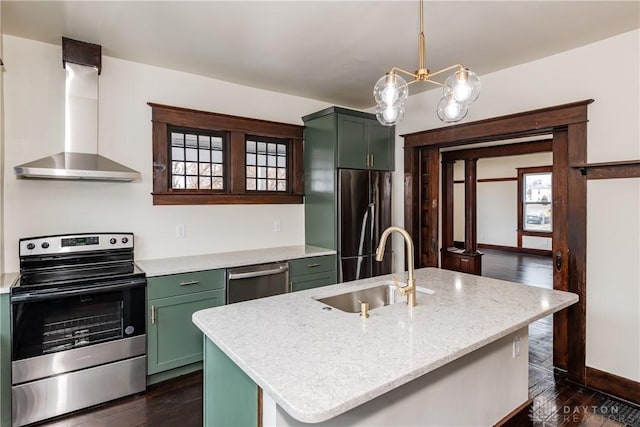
(11, 279), (146, 303)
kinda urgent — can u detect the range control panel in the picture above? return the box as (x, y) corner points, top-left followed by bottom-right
(19, 233), (134, 256)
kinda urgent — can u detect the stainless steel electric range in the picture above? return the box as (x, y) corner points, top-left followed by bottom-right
(10, 233), (147, 426)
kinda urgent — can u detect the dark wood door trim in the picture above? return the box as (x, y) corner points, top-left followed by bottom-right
(403, 99), (592, 384)
(441, 139), (552, 162)
(402, 100), (593, 148)
(464, 159), (479, 253)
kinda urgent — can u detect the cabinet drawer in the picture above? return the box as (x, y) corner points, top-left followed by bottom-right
(291, 270), (337, 292)
(147, 269), (225, 300)
(288, 255), (336, 277)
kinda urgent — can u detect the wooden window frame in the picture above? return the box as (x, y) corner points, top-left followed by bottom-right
(149, 103), (304, 205)
(517, 166), (553, 238)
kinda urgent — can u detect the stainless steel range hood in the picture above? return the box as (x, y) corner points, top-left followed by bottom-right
(14, 38), (140, 182)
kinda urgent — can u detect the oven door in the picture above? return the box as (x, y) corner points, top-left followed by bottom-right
(11, 279), (146, 362)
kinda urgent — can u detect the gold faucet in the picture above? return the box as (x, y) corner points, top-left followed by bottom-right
(375, 226), (417, 307)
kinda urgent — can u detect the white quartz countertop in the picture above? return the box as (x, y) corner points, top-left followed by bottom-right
(0, 273), (18, 295)
(137, 245), (335, 277)
(193, 267), (578, 424)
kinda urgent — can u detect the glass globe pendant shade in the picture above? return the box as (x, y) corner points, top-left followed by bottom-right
(444, 68), (480, 104)
(374, 73), (408, 106)
(437, 95), (468, 123)
(376, 102), (405, 126)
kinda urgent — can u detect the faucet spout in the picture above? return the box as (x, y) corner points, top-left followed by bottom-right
(375, 226), (417, 307)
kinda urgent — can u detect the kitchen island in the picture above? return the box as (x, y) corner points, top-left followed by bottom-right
(193, 267), (578, 426)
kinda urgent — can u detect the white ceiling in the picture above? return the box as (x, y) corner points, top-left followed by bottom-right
(3, 1), (639, 109)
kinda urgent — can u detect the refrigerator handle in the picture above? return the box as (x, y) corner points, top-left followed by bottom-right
(369, 202), (376, 252)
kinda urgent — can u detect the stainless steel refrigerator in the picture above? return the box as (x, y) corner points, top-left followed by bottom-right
(338, 169), (392, 282)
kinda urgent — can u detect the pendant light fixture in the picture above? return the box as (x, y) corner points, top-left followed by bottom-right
(373, 0), (480, 126)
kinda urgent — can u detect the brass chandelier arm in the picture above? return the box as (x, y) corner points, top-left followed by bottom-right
(427, 63), (465, 79)
(389, 66), (419, 80)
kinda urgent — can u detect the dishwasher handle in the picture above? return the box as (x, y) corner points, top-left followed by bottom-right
(228, 264), (289, 280)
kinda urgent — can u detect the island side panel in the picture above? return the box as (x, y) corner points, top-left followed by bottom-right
(204, 338), (258, 427)
(270, 329), (529, 426)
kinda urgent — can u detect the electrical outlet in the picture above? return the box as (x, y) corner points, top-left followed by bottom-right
(176, 224), (186, 239)
(274, 220), (282, 232)
(512, 335), (521, 358)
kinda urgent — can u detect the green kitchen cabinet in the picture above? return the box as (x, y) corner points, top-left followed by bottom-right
(147, 269), (225, 381)
(0, 293), (11, 427)
(289, 255), (337, 292)
(336, 112), (394, 171)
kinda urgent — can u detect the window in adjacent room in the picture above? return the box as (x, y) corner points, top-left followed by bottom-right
(519, 167), (553, 233)
(149, 103), (304, 205)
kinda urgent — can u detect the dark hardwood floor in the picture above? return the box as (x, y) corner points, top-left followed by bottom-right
(36, 250), (639, 427)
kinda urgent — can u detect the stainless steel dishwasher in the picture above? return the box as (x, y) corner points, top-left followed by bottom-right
(226, 262), (289, 304)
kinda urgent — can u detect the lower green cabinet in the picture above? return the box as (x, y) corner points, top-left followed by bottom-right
(289, 255), (337, 292)
(146, 269), (225, 379)
(147, 289), (224, 375)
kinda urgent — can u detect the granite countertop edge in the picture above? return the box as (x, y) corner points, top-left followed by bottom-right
(137, 245), (336, 277)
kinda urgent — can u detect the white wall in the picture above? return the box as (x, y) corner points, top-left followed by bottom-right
(395, 29), (640, 382)
(452, 153), (552, 249)
(587, 178), (640, 382)
(2, 35), (331, 272)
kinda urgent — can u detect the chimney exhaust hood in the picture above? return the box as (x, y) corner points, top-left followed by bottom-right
(14, 38), (141, 182)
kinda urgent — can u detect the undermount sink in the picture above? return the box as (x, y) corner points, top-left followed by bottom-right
(315, 281), (434, 313)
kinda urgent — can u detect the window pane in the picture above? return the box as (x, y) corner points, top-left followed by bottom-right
(186, 176), (198, 189)
(199, 149), (210, 163)
(186, 148), (198, 161)
(277, 181), (286, 191)
(267, 167), (276, 179)
(172, 176), (185, 189)
(277, 156), (286, 168)
(172, 161), (185, 175)
(186, 162), (198, 175)
(246, 140), (256, 153)
(268, 155), (276, 167)
(246, 166), (256, 178)
(185, 134), (198, 148)
(257, 179), (266, 191)
(213, 164), (223, 177)
(247, 153), (256, 165)
(257, 142), (266, 154)
(171, 132), (184, 146)
(257, 154), (266, 166)
(246, 179), (256, 190)
(277, 168), (286, 179)
(172, 147), (184, 161)
(199, 163), (211, 176)
(257, 167), (266, 178)
(523, 172), (552, 232)
(198, 135), (210, 149)
(199, 177), (211, 189)
(212, 177), (223, 190)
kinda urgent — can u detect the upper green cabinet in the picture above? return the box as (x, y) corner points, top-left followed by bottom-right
(304, 107), (395, 172)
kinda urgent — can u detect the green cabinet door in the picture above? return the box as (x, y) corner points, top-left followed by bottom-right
(291, 270), (337, 292)
(337, 114), (369, 169)
(147, 289), (224, 375)
(368, 121), (395, 171)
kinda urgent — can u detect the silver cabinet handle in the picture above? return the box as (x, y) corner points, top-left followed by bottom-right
(307, 263), (321, 268)
(151, 305), (156, 324)
(179, 280), (200, 286)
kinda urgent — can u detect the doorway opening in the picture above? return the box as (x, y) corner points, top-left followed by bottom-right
(402, 100), (593, 384)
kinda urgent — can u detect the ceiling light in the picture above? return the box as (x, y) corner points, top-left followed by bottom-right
(374, 0), (481, 126)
